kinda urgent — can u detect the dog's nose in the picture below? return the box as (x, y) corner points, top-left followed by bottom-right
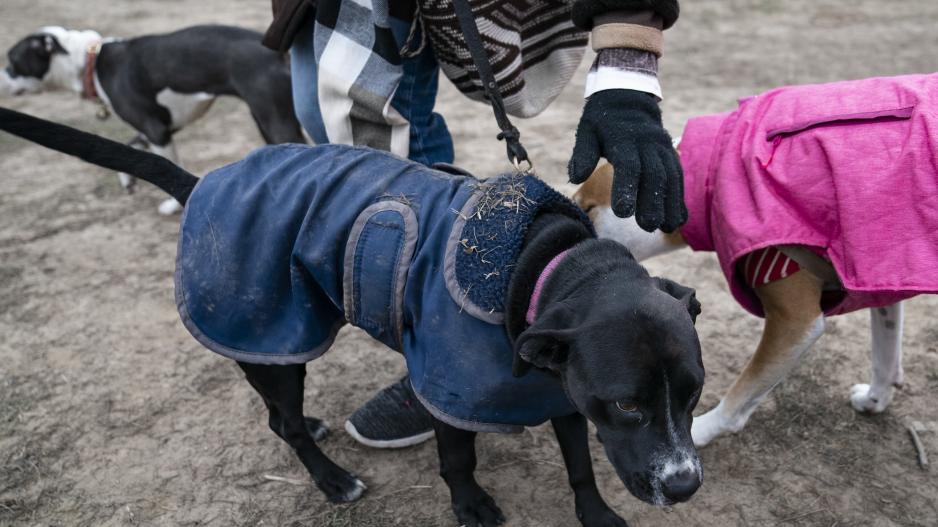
(661, 468), (700, 503)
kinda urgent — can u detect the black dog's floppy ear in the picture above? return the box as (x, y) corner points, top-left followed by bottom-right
(655, 277), (702, 323)
(512, 304), (577, 377)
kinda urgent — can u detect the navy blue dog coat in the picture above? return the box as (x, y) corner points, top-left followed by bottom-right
(175, 144), (591, 432)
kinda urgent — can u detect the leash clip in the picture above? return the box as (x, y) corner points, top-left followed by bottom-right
(498, 127), (533, 174)
(512, 157), (534, 175)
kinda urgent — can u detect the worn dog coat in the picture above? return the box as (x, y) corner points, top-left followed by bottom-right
(678, 73), (938, 316)
(175, 144), (590, 432)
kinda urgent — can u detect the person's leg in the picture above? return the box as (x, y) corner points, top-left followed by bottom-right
(289, 18), (329, 144)
(289, 8), (457, 450)
(343, 17), (452, 449)
(388, 17), (454, 166)
(289, 12), (452, 167)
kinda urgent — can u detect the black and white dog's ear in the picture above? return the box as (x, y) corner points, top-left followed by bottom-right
(655, 277), (702, 324)
(42, 35), (66, 55)
(512, 304), (577, 377)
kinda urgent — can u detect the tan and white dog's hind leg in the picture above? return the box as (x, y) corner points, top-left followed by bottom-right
(691, 271), (825, 446)
(850, 303), (904, 413)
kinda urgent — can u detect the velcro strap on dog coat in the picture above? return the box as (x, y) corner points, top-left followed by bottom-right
(343, 201), (418, 350)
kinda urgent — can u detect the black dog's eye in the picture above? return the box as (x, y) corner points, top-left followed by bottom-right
(615, 401), (642, 423)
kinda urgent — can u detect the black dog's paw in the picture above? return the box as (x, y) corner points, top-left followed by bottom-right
(452, 487), (505, 527)
(304, 417), (329, 442)
(577, 507), (628, 527)
(315, 464), (367, 503)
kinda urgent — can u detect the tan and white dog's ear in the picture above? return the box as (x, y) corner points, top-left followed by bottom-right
(571, 162), (614, 212)
(553, 181), (580, 198)
(571, 161), (687, 261)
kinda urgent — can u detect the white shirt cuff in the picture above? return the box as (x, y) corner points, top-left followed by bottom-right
(585, 67), (662, 100)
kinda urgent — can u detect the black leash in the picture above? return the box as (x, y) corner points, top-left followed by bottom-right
(451, 0), (532, 171)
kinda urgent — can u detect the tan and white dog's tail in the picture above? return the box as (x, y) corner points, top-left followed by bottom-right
(0, 107), (199, 204)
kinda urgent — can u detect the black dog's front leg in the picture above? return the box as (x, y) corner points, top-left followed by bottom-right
(432, 418), (505, 527)
(551, 413), (627, 527)
(237, 362), (366, 503)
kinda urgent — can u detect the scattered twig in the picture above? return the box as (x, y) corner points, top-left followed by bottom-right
(907, 422), (929, 469)
(450, 207), (470, 221)
(263, 474), (307, 486)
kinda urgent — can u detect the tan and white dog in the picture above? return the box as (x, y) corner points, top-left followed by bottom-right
(574, 163), (905, 447)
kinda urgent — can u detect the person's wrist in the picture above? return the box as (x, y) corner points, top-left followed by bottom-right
(585, 48), (662, 100)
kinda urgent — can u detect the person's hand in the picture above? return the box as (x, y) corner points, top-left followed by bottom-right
(568, 89), (687, 232)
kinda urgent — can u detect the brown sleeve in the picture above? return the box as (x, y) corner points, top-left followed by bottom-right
(591, 10), (664, 56)
(262, 0), (315, 53)
(571, 0), (679, 30)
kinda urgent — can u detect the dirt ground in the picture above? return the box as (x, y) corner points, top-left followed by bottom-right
(2, 0), (937, 525)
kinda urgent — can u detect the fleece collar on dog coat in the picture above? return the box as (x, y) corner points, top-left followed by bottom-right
(174, 144), (592, 432)
(679, 73), (938, 317)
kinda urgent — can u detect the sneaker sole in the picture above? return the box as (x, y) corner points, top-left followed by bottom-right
(344, 420), (435, 449)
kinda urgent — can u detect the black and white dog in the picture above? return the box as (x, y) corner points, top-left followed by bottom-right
(0, 108), (705, 527)
(1, 25), (305, 214)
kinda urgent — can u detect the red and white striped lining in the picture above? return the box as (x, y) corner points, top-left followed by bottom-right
(741, 246), (800, 289)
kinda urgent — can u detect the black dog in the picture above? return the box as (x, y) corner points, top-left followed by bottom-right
(0, 108), (704, 527)
(2, 25), (305, 214)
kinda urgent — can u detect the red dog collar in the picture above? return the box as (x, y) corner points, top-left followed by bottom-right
(81, 41), (102, 101)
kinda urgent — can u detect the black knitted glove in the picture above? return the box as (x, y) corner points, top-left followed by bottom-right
(568, 89), (687, 232)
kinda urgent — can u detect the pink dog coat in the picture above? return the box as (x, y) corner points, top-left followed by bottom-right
(678, 74), (938, 317)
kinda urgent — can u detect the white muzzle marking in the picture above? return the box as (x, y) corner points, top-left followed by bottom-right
(0, 69), (42, 96)
(650, 374), (701, 505)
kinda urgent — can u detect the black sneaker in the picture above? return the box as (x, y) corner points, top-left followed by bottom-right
(345, 376), (434, 448)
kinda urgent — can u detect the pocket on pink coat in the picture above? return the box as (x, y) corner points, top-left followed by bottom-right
(765, 106), (915, 141)
(759, 77), (918, 142)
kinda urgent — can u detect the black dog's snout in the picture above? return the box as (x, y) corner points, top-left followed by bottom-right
(661, 469), (700, 503)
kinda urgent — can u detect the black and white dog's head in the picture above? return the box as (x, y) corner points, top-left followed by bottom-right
(516, 240), (704, 506)
(1, 27), (99, 96)
(2, 32), (64, 95)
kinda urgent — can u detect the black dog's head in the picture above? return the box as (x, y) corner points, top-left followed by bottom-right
(1, 31), (67, 96)
(515, 240), (704, 505)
